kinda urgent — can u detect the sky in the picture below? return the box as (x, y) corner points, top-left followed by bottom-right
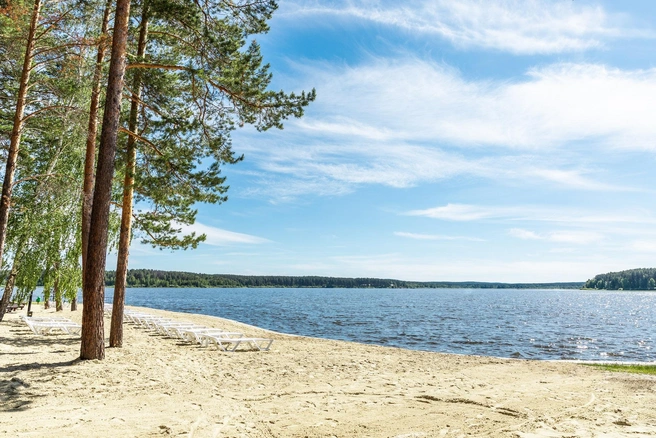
(110, 0), (656, 283)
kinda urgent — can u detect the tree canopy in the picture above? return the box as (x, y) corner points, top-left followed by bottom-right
(0, 0), (314, 360)
(584, 268), (656, 290)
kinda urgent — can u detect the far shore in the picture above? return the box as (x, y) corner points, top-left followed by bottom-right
(2, 304), (655, 437)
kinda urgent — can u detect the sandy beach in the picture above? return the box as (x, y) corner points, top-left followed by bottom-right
(1, 305), (655, 437)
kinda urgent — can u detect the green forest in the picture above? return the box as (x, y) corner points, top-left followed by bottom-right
(104, 269), (584, 289)
(584, 268), (656, 290)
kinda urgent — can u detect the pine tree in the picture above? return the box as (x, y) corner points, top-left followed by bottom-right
(107, 0), (315, 347)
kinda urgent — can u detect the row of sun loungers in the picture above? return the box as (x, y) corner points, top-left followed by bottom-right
(19, 305), (273, 352)
(20, 315), (82, 336)
(106, 305), (273, 352)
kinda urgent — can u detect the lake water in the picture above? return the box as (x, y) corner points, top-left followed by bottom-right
(103, 287), (656, 362)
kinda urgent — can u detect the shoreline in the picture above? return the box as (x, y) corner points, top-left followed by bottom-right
(123, 302), (656, 366)
(2, 304), (656, 437)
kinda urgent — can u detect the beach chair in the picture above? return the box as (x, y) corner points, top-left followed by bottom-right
(7, 302), (24, 312)
(153, 322), (201, 337)
(198, 333), (274, 352)
(178, 328), (243, 345)
(22, 317), (82, 336)
(163, 324), (207, 339)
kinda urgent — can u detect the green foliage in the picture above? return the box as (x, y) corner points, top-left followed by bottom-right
(0, 0), (105, 301)
(103, 269), (584, 289)
(1, 0), (313, 302)
(111, 0), (314, 250)
(584, 268), (656, 290)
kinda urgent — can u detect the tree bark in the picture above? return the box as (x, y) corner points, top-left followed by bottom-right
(81, 0), (113, 293)
(77, 0), (112, 316)
(43, 286), (51, 309)
(54, 272), (63, 311)
(0, 260), (18, 322)
(110, 3), (149, 348)
(0, 0), (41, 319)
(80, 0), (131, 361)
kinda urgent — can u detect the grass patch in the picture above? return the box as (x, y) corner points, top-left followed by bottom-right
(584, 364), (656, 375)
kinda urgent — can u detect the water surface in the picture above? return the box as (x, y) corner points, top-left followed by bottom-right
(103, 287), (655, 362)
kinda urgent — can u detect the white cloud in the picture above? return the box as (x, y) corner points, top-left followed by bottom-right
(509, 228), (602, 244)
(238, 59), (656, 199)
(280, 0), (650, 54)
(406, 204), (499, 221)
(549, 231), (603, 245)
(394, 232), (484, 242)
(296, 60), (656, 151)
(509, 228), (542, 240)
(175, 222), (271, 246)
(407, 203), (656, 226)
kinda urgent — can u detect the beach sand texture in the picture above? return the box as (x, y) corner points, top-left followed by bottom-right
(1, 305), (655, 437)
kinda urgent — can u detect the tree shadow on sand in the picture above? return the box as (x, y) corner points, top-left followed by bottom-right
(1, 318), (81, 412)
(0, 359), (78, 412)
(0, 377), (34, 412)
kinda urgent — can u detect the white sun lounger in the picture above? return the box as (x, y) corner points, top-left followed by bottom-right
(178, 328), (243, 344)
(198, 333), (274, 352)
(123, 312), (154, 324)
(157, 323), (205, 339)
(151, 321), (194, 336)
(23, 318), (81, 336)
(120, 312), (273, 352)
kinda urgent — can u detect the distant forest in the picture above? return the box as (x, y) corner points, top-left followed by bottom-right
(104, 269), (584, 289)
(584, 268), (656, 290)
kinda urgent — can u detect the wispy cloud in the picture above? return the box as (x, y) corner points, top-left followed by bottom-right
(509, 228), (603, 244)
(406, 204), (499, 221)
(407, 203), (656, 226)
(509, 228), (542, 240)
(176, 222), (271, 246)
(238, 59), (654, 199)
(280, 0), (651, 54)
(394, 232), (485, 242)
(292, 60), (656, 151)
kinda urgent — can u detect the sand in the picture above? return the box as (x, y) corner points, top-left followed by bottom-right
(1, 305), (655, 437)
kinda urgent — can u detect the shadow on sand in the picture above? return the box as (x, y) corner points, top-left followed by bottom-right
(1, 318), (81, 412)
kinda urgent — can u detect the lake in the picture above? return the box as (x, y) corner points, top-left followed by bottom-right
(103, 287), (655, 362)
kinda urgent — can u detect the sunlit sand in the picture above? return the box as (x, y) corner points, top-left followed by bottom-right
(2, 305), (655, 437)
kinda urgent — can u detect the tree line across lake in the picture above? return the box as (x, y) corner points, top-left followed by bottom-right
(584, 268), (656, 290)
(103, 269), (584, 289)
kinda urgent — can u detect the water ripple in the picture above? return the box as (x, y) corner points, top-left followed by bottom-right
(104, 287), (656, 362)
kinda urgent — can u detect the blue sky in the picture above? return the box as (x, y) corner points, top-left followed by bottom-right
(111, 0), (656, 282)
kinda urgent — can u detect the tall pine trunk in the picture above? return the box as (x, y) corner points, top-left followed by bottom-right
(0, 0), (41, 318)
(79, 0), (113, 314)
(80, 0), (131, 360)
(110, 3), (149, 347)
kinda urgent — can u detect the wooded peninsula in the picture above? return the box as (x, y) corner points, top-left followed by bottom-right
(584, 268), (656, 290)
(104, 269), (584, 289)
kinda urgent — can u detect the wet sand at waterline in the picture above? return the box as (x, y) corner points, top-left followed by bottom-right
(1, 305), (655, 437)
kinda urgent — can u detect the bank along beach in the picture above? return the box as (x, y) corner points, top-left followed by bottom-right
(2, 305), (656, 437)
